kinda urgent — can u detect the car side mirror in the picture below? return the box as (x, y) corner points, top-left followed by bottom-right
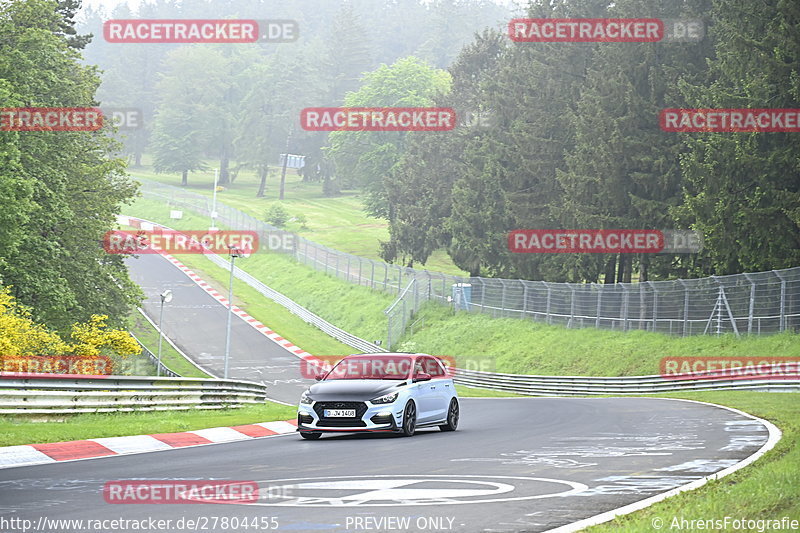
(413, 372), (431, 382)
(314, 373), (324, 381)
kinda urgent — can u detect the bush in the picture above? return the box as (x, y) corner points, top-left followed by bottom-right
(264, 204), (290, 228)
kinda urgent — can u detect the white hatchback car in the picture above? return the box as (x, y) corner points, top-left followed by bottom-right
(297, 353), (459, 440)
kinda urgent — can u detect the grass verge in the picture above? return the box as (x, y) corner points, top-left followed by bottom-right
(131, 170), (468, 276)
(129, 311), (211, 378)
(0, 402), (297, 447)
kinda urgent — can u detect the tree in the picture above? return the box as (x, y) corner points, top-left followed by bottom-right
(674, 0), (800, 274)
(0, 0), (141, 331)
(326, 56), (452, 217)
(150, 45), (220, 185)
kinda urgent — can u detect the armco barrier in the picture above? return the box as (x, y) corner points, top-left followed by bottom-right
(453, 367), (800, 395)
(0, 375), (268, 414)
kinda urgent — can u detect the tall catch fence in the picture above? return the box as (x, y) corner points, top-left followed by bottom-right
(140, 181), (800, 348)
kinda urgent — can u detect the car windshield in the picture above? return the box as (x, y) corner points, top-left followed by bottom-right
(324, 356), (413, 380)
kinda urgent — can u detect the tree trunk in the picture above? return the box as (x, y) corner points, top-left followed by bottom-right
(256, 165), (268, 198)
(218, 143), (230, 184)
(639, 254), (649, 282)
(134, 151), (142, 167)
(604, 255), (617, 284)
(279, 128), (292, 200)
(623, 255), (633, 283)
(181, 169), (188, 186)
(617, 253), (626, 283)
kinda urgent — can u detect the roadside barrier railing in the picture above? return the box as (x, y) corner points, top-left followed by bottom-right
(452, 366), (800, 395)
(0, 375), (269, 414)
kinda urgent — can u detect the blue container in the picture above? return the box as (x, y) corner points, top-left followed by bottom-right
(452, 283), (472, 311)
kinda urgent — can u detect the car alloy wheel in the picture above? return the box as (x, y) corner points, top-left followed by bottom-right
(401, 401), (416, 437)
(439, 398), (459, 432)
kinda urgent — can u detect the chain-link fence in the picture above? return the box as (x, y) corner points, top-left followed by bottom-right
(139, 181), (800, 347)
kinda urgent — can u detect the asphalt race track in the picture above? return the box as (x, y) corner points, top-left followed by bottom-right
(127, 253), (312, 403)
(0, 254), (770, 533)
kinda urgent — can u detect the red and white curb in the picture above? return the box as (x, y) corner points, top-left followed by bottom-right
(0, 419), (298, 470)
(118, 215), (323, 370)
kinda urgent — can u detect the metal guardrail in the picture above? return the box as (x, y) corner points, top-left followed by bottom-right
(453, 367), (800, 395)
(206, 254), (385, 354)
(0, 375), (269, 414)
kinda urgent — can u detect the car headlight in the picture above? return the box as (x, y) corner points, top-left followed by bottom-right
(300, 391), (313, 405)
(371, 391), (399, 404)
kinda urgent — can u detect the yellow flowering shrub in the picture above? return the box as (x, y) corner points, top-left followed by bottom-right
(67, 314), (141, 358)
(0, 286), (141, 374)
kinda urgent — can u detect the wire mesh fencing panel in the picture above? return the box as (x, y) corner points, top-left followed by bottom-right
(139, 182), (800, 345)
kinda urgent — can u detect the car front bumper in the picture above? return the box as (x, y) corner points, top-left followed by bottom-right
(297, 400), (404, 433)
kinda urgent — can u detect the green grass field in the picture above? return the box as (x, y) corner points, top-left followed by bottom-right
(0, 402), (297, 447)
(130, 164), (468, 276)
(129, 311), (211, 378)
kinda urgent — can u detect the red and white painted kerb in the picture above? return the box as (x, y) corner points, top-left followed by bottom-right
(116, 215), (324, 371)
(0, 420), (298, 470)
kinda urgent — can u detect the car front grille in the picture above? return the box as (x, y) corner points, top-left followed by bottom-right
(314, 401), (367, 427)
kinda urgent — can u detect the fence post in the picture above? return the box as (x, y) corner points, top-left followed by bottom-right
(569, 285), (576, 328)
(383, 263), (388, 291)
(595, 284), (602, 328)
(358, 257), (363, 286)
(678, 279), (689, 336)
(401, 299), (407, 341)
(521, 281), (528, 317)
(649, 281), (657, 332)
(773, 270), (786, 332)
(371, 261), (375, 290)
(397, 265), (403, 295)
(346, 255), (351, 282)
(744, 273), (755, 334)
(544, 282), (552, 324)
(622, 285), (629, 331)
(500, 280), (507, 318)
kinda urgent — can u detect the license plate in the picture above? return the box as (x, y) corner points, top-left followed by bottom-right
(324, 409), (356, 417)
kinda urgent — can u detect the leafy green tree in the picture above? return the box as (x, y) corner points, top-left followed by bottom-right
(0, 0), (140, 331)
(326, 56), (451, 217)
(150, 45), (220, 185)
